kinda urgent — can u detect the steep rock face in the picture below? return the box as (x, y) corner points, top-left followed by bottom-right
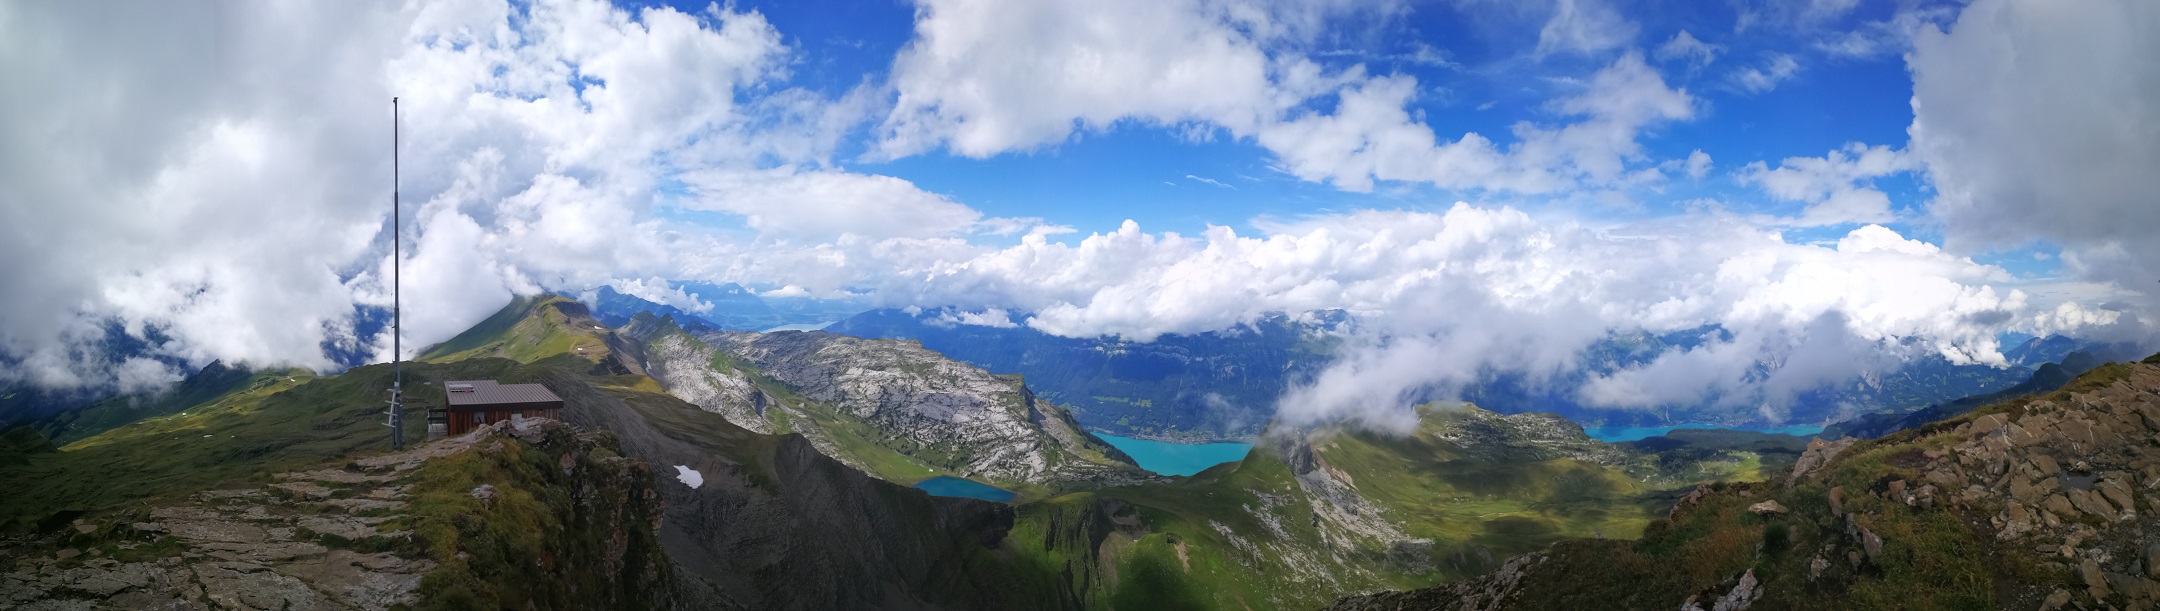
(700, 329), (1066, 473)
(636, 328), (774, 435)
(623, 314), (1141, 490)
(704, 328), (1136, 483)
(549, 372), (1077, 610)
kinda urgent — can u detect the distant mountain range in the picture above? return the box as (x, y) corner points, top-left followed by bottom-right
(826, 307), (2144, 438)
(574, 282), (867, 332)
(828, 308), (1344, 440)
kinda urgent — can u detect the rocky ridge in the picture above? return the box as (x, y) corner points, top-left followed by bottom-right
(635, 327), (776, 435)
(622, 313), (1143, 490)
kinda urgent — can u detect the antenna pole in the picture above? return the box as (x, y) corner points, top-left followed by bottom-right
(390, 96), (404, 451)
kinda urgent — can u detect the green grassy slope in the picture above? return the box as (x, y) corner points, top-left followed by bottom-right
(0, 359), (530, 531)
(419, 295), (610, 364)
(1311, 413), (1660, 568)
(979, 404), (1767, 610)
(34, 361), (261, 445)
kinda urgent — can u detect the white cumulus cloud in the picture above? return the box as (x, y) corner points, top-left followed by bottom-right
(1910, 0), (2160, 332)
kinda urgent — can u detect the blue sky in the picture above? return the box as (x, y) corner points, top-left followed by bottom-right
(633, 0), (1936, 241)
(623, 0), (2083, 304)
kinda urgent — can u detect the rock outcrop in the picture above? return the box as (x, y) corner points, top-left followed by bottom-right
(1932, 364), (2160, 608)
(1785, 437), (1854, 485)
(624, 314), (1143, 489)
(1324, 551), (1547, 611)
(0, 418), (668, 610)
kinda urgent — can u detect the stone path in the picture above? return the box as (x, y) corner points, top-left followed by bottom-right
(0, 430), (509, 610)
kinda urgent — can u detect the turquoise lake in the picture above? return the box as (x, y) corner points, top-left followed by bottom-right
(1581, 424), (1826, 443)
(911, 476), (1017, 502)
(1096, 433), (1254, 477)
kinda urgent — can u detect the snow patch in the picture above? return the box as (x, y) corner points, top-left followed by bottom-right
(673, 465), (703, 489)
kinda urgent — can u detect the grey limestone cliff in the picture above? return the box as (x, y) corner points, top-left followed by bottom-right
(621, 313), (1141, 490)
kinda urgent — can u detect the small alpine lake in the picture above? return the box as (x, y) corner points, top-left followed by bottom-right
(1581, 423), (1826, 443)
(1095, 433), (1254, 477)
(911, 476), (1017, 502)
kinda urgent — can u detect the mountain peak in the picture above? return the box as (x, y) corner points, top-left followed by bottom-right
(418, 294), (615, 365)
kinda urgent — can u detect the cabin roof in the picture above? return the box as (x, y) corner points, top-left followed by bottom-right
(443, 380), (562, 407)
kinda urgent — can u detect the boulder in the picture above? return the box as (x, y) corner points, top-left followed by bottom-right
(1828, 487), (1845, 517)
(2010, 423), (2049, 448)
(2000, 501), (2037, 540)
(2084, 559), (2113, 600)
(1925, 467), (1962, 489)
(2039, 588), (2072, 611)
(2045, 494), (2080, 519)
(1670, 484), (1712, 519)
(2068, 488), (2119, 522)
(2145, 541), (2160, 579)
(2011, 477), (2040, 504)
(2105, 571), (2145, 601)
(1748, 500), (1788, 516)
(2060, 419), (2099, 448)
(1788, 438), (1855, 485)
(1709, 569), (1760, 611)
(2032, 454), (2062, 476)
(2098, 479), (2137, 515)
(470, 484), (497, 509)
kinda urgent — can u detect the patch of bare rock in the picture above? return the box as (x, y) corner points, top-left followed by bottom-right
(0, 420), (555, 610)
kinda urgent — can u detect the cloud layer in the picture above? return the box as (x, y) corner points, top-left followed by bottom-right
(0, 0), (2152, 438)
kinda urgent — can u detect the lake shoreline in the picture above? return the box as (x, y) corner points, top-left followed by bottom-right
(1579, 423), (1828, 443)
(1094, 432), (1256, 477)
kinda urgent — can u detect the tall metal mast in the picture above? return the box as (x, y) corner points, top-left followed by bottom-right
(389, 97), (404, 451)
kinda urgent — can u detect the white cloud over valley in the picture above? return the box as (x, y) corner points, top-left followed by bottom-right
(0, 0), (2153, 436)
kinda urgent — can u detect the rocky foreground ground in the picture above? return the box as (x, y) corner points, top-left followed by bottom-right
(0, 418), (625, 610)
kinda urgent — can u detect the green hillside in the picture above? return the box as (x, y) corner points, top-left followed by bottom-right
(0, 359), (540, 530)
(419, 295), (612, 364)
(976, 405), (1775, 610)
(1333, 356), (2160, 610)
(36, 360), (260, 445)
